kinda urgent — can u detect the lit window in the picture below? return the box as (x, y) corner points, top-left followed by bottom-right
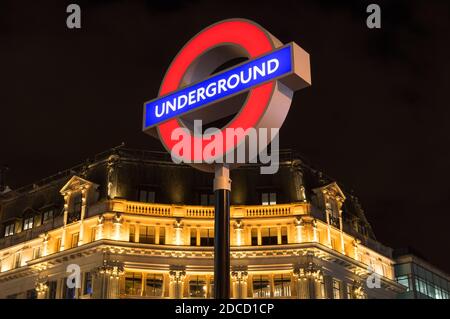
(139, 226), (155, 244)
(23, 217), (33, 230)
(346, 284), (353, 299)
(4, 223), (14, 237)
(124, 272), (142, 296)
(159, 227), (165, 245)
(145, 274), (163, 297)
(189, 275), (207, 298)
(129, 225), (135, 242)
(84, 272), (93, 295)
(32, 247), (41, 259)
(281, 227), (288, 244)
(396, 275), (410, 291)
(71, 232), (79, 248)
(261, 192), (276, 205)
(200, 229), (214, 246)
(251, 228), (258, 246)
(13, 253), (21, 268)
(274, 274), (291, 297)
(42, 210), (54, 224)
(253, 275), (271, 298)
(190, 228), (197, 246)
(261, 227), (278, 245)
(333, 279), (341, 299)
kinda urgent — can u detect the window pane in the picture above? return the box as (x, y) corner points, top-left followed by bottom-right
(274, 274), (291, 297)
(262, 193), (269, 205)
(200, 194), (208, 206)
(253, 275), (271, 298)
(145, 274), (163, 297)
(251, 228), (258, 245)
(159, 227), (165, 244)
(189, 276), (207, 298)
(190, 228), (197, 246)
(270, 193), (277, 205)
(125, 272), (142, 296)
(281, 227), (288, 244)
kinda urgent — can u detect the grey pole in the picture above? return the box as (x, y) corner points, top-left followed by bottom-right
(213, 164), (231, 299)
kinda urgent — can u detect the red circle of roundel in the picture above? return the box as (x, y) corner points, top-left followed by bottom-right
(157, 20), (276, 162)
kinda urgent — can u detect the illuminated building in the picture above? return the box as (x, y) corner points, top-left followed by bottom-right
(0, 148), (406, 299)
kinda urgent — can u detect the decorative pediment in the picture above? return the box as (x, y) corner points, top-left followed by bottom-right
(59, 176), (98, 195)
(313, 182), (346, 202)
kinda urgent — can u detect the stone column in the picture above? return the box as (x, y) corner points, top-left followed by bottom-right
(113, 213), (122, 241)
(231, 269), (248, 298)
(78, 186), (89, 246)
(174, 219), (183, 245)
(169, 270), (186, 298)
(295, 217), (303, 243)
(60, 193), (70, 251)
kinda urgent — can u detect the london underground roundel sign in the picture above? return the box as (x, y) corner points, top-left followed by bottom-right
(143, 19), (311, 171)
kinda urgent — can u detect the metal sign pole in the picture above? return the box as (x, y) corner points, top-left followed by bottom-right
(213, 164), (231, 299)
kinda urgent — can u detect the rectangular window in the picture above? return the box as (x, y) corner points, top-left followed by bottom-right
(83, 272), (93, 295)
(139, 226), (155, 244)
(251, 228), (258, 246)
(159, 227), (165, 245)
(56, 237), (62, 252)
(200, 193), (214, 205)
(333, 279), (341, 299)
(26, 289), (37, 299)
(90, 227), (96, 242)
(189, 275), (207, 298)
(73, 193), (82, 217)
(200, 229), (214, 246)
(23, 217), (33, 230)
(42, 210), (54, 224)
(190, 228), (197, 246)
(129, 225), (135, 242)
(145, 274), (164, 297)
(253, 275), (271, 298)
(33, 247), (41, 259)
(4, 223), (14, 237)
(14, 253), (21, 268)
(71, 232), (79, 248)
(281, 227), (288, 244)
(48, 281), (57, 299)
(397, 275), (411, 291)
(346, 284), (353, 299)
(262, 192), (277, 205)
(63, 278), (76, 299)
(274, 274), (291, 297)
(139, 189), (156, 203)
(125, 272), (142, 296)
(261, 227), (278, 245)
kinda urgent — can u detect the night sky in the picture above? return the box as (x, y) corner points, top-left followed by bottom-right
(1, 1), (449, 273)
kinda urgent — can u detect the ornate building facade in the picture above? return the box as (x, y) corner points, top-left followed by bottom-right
(0, 148), (405, 299)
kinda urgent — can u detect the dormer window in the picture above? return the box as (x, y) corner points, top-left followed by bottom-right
(200, 192), (214, 206)
(67, 192), (82, 223)
(4, 223), (14, 237)
(23, 217), (33, 230)
(261, 192), (277, 205)
(42, 209), (54, 224)
(138, 187), (156, 203)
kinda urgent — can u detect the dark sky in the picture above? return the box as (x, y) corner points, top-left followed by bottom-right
(1, 0), (449, 273)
